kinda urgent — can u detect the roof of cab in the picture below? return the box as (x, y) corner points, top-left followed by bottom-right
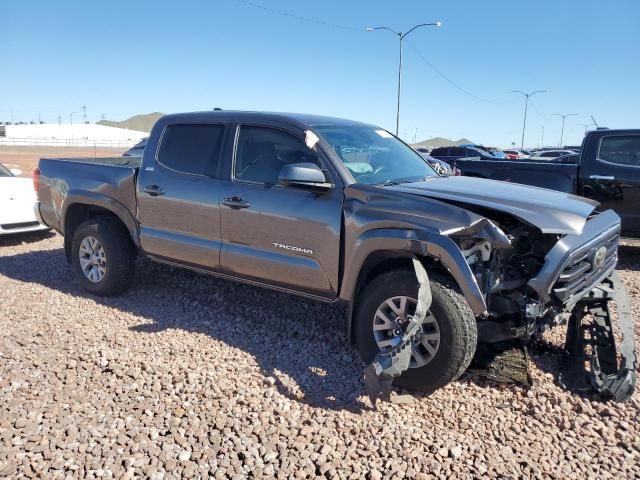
(158, 110), (375, 129)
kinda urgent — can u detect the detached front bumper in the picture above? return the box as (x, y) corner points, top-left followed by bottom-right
(560, 271), (637, 402)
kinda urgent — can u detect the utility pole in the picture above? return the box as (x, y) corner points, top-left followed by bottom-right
(58, 114), (61, 125)
(510, 90), (547, 149)
(553, 113), (578, 147)
(540, 125), (544, 148)
(367, 22), (442, 135)
(578, 122), (595, 134)
(81, 105), (87, 124)
(70, 112), (76, 126)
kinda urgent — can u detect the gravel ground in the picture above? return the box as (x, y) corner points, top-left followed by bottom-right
(1, 233), (639, 479)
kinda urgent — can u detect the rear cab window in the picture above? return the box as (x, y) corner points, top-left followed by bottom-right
(598, 135), (640, 167)
(157, 124), (225, 176)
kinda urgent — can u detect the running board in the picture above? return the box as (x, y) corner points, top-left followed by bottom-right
(559, 272), (637, 402)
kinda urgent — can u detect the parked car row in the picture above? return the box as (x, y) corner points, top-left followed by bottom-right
(430, 129), (640, 237)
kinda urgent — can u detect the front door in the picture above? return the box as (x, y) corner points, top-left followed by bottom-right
(137, 123), (226, 269)
(219, 124), (343, 298)
(582, 133), (640, 237)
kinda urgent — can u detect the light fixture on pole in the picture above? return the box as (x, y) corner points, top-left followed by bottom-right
(366, 21), (442, 135)
(553, 113), (578, 146)
(510, 90), (547, 149)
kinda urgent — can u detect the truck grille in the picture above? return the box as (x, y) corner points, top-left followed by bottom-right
(552, 229), (619, 304)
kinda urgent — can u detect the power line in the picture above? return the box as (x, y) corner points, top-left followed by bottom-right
(405, 41), (518, 105)
(528, 99), (551, 120)
(231, 1), (517, 106)
(232, 0), (360, 32)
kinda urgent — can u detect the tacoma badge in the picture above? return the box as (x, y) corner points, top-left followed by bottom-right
(273, 242), (314, 255)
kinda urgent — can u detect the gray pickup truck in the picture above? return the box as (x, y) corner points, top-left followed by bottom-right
(34, 111), (637, 401)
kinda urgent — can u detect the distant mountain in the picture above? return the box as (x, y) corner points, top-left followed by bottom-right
(413, 137), (475, 148)
(97, 112), (164, 133)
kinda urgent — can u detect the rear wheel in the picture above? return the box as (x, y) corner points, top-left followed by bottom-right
(70, 216), (135, 296)
(355, 269), (477, 394)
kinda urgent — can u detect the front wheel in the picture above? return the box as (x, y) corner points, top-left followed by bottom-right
(354, 269), (478, 394)
(70, 216), (135, 296)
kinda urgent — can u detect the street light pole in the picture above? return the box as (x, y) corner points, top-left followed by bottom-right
(553, 113), (578, 146)
(367, 22), (441, 136)
(510, 90), (546, 149)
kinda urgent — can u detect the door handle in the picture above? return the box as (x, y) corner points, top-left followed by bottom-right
(222, 196), (251, 209)
(143, 185), (165, 196)
(589, 175), (615, 181)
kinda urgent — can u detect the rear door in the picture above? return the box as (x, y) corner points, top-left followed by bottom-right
(582, 133), (640, 237)
(137, 123), (227, 269)
(219, 124), (343, 298)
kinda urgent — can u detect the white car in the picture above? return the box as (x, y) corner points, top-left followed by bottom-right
(527, 149), (577, 161)
(0, 163), (49, 235)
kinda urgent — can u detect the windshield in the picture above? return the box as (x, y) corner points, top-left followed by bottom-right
(0, 163), (12, 177)
(314, 125), (437, 185)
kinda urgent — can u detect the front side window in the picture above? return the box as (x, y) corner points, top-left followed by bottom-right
(158, 124), (225, 176)
(599, 135), (640, 167)
(234, 126), (320, 185)
(314, 125), (436, 185)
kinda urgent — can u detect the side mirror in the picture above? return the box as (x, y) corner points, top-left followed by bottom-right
(10, 168), (23, 176)
(279, 163), (333, 191)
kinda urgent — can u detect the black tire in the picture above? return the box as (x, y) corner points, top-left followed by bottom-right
(70, 216), (135, 296)
(355, 269), (477, 394)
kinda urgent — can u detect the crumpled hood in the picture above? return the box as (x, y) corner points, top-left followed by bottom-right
(386, 176), (598, 235)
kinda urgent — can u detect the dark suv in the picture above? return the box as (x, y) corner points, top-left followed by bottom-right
(430, 146), (496, 162)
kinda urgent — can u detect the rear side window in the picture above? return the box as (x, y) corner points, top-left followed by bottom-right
(599, 135), (640, 167)
(466, 148), (480, 157)
(431, 147), (449, 156)
(158, 124), (225, 176)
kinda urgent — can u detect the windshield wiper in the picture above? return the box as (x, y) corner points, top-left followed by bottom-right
(377, 176), (434, 187)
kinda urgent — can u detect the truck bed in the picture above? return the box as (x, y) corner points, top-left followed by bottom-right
(37, 156), (139, 234)
(40, 156), (142, 168)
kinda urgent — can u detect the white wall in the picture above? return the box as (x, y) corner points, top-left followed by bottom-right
(0, 123), (147, 147)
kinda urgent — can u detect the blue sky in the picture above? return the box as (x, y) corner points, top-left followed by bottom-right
(2, 0), (639, 147)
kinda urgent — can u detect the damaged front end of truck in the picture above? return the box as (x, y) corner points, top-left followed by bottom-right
(456, 207), (637, 401)
(364, 194), (637, 403)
